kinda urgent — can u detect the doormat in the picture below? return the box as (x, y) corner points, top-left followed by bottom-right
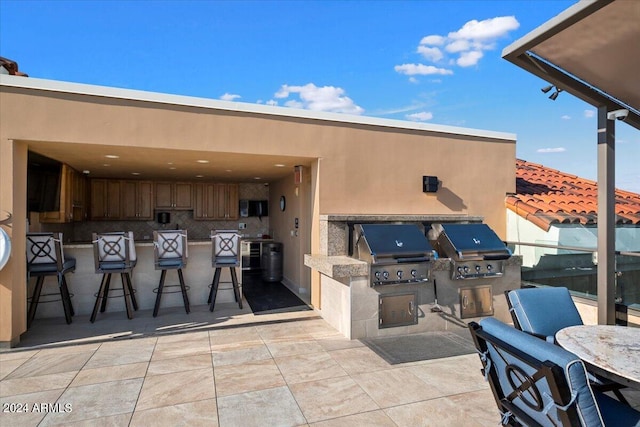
(242, 276), (311, 315)
(362, 330), (476, 365)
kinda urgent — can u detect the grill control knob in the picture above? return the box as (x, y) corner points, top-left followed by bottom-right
(396, 270), (403, 279)
(463, 266), (470, 273)
(411, 269), (417, 278)
(475, 265), (481, 272)
(457, 266), (463, 273)
(382, 271), (389, 280)
(374, 271), (382, 280)
(487, 264), (493, 271)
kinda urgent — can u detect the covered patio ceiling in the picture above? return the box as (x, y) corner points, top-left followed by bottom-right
(502, 0), (639, 325)
(503, 0), (639, 130)
(26, 141), (315, 183)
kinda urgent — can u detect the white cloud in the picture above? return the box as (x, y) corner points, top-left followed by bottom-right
(394, 63), (453, 76)
(445, 39), (470, 53)
(537, 147), (567, 153)
(561, 115), (571, 120)
(448, 16), (519, 41)
(397, 15), (519, 77)
(274, 83), (364, 114)
(456, 50), (484, 67)
(420, 35), (445, 45)
(406, 111), (433, 121)
(266, 100), (278, 106)
(584, 109), (595, 118)
(220, 93), (241, 101)
(417, 45), (443, 62)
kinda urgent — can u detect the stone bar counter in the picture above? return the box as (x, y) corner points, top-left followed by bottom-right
(29, 240), (241, 320)
(305, 214), (521, 339)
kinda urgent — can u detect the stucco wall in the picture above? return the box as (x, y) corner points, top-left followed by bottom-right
(0, 79), (516, 345)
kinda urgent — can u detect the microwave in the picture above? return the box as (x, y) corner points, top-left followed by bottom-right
(239, 200), (269, 218)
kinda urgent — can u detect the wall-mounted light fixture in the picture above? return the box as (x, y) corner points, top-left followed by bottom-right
(294, 165), (303, 185)
(541, 84), (562, 100)
(423, 176), (439, 193)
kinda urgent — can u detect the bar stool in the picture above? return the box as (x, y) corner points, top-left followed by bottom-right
(152, 229), (190, 317)
(208, 230), (242, 311)
(91, 231), (138, 322)
(26, 232), (75, 327)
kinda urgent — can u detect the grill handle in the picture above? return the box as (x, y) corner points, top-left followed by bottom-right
(394, 256), (429, 263)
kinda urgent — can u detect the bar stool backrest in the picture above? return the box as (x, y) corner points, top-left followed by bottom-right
(153, 230), (188, 266)
(211, 230), (240, 267)
(92, 231), (136, 272)
(26, 232), (64, 270)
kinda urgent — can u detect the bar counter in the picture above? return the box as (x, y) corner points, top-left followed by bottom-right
(29, 240), (242, 320)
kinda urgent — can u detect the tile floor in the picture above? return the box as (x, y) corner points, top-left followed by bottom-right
(1, 303), (638, 426)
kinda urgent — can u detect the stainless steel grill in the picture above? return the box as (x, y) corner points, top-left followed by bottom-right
(428, 223), (511, 280)
(354, 224), (437, 286)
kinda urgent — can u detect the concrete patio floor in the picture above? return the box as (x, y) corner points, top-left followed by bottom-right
(1, 303), (638, 426)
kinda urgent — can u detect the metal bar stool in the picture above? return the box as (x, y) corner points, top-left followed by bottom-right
(91, 231), (138, 322)
(26, 232), (75, 327)
(152, 229), (190, 317)
(208, 230), (242, 311)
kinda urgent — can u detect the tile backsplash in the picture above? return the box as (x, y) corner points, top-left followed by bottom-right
(39, 183), (270, 242)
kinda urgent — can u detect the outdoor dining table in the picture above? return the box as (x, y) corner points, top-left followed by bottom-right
(555, 324), (640, 390)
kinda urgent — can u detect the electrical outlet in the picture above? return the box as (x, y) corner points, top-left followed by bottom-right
(238, 223), (247, 230)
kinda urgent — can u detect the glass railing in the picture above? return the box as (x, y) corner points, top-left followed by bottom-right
(506, 241), (640, 309)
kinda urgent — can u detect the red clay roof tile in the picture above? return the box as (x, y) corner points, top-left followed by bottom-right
(506, 159), (640, 231)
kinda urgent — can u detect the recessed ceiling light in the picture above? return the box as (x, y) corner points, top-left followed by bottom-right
(131, 172), (141, 176)
(195, 174), (204, 178)
(167, 162), (174, 165)
(105, 154), (119, 159)
(196, 160), (209, 164)
(254, 177), (262, 180)
(103, 164), (111, 167)
(225, 169), (232, 172)
(274, 164), (286, 167)
(169, 167), (176, 170)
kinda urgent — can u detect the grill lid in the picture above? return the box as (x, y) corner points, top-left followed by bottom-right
(430, 223), (511, 261)
(355, 224), (436, 264)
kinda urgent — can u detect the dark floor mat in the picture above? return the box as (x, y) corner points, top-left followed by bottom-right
(242, 274), (311, 315)
(362, 330), (476, 364)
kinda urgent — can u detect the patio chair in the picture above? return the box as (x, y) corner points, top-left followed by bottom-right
(91, 231), (139, 322)
(152, 229), (190, 317)
(26, 232), (75, 327)
(468, 317), (640, 427)
(505, 286), (629, 404)
(208, 230), (242, 311)
(505, 286), (583, 343)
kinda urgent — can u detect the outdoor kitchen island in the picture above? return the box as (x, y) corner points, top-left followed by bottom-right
(29, 239), (244, 321)
(305, 215), (522, 339)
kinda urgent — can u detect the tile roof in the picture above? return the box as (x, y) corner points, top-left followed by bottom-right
(506, 159), (640, 231)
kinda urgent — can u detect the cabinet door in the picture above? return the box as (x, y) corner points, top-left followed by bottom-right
(193, 183), (206, 219)
(174, 183), (193, 209)
(90, 179), (108, 220)
(40, 164), (73, 223)
(121, 181), (138, 220)
(137, 181), (153, 220)
(226, 183), (239, 220)
(105, 180), (121, 218)
(155, 182), (173, 209)
(213, 183), (227, 219)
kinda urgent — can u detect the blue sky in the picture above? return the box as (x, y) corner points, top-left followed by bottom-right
(1, 0), (638, 192)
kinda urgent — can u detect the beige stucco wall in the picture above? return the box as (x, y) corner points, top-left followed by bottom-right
(0, 79), (516, 345)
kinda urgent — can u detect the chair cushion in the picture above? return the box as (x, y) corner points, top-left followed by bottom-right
(479, 317), (604, 426)
(507, 287), (583, 341)
(594, 391), (640, 426)
(157, 259), (185, 269)
(28, 258), (76, 275)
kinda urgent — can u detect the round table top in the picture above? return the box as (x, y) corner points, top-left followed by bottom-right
(555, 324), (640, 386)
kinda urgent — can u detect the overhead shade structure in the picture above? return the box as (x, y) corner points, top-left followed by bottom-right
(502, 0), (640, 325)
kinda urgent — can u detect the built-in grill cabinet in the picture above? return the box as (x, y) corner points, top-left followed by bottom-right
(429, 223), (511, 280)
(354, 224), (437, 287)
(379, 292), (418, 328)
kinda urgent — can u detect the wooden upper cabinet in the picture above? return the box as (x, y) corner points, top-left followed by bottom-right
(155, 182), (193, 210)
(214, 183), (239, 220)
(194, 183), (216, 220)
(122, 181), (153, 220)
(90, 179), (121, 220)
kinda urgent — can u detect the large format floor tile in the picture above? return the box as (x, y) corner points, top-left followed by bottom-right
(352, 367), (444, 408)
(135, 368), (215, 412)
(5, 351), (94, 379)
(275, 351), (348, 384)
(130, 398), (218, 427)
(214, 359), (286, 397)
(217, 386), (306, 427)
